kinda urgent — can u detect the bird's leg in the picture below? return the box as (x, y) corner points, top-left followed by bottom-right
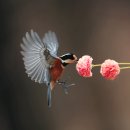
(57, 80), (75, 94)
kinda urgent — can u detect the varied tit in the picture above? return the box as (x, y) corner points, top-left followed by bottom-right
(20, 30), (78, 107)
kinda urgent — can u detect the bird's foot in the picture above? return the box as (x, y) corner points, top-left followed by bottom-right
(57, 80), (75, 94)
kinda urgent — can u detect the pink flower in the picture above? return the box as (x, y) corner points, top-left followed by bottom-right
(100, 59), (120, 80)
(76, 55), (93, 77)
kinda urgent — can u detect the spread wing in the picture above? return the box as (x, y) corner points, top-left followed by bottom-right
(20, 30), (58, 84)
(43, 31), (59, 58)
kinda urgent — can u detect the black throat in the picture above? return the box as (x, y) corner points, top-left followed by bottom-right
(62, 62), (68, 67)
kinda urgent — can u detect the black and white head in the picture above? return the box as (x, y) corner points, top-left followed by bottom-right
(59, 53), (78, 67)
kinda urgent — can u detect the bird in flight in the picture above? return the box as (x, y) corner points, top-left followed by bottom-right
(20, 30), (78, 107)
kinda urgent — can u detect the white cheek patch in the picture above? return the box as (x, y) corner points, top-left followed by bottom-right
(65, 59), (74, 63)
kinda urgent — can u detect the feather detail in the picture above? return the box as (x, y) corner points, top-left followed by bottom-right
(21, 30), (52, 84)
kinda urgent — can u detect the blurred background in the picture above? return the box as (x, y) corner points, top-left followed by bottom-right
(1, 0), (130, 130)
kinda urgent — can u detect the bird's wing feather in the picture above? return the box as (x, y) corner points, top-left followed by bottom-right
(43, 31), (59, 58)
(20, 30), (55, 84)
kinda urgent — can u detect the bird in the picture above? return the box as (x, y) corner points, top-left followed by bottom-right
(20, 30), (78, 107)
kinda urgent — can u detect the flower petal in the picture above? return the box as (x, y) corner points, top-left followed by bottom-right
(100, 59), (120, 80)
(76, 55), (93, 77)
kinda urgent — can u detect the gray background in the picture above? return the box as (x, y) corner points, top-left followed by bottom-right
(1, 0), (130, 130)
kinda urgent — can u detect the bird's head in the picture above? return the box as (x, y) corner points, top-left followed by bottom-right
(59, 53), (78, 67)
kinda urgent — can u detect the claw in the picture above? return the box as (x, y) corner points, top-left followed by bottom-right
(57, 80), (75, 94)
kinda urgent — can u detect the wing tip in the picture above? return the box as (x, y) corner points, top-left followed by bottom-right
(30, 29), (34, 34)
(20, 51), (24, 56)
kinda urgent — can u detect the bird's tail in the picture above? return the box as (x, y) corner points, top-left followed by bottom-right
(47, 84), (52, 108)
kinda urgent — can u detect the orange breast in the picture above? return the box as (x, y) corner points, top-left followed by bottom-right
(50, 59), (63, 82)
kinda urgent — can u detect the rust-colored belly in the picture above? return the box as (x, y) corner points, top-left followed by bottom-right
(50, 59), (63, 82)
